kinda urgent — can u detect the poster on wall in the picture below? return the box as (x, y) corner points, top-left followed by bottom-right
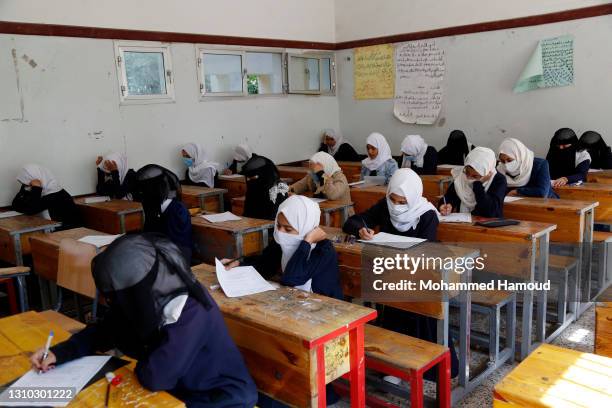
(514, 34), (574, 93)
(393, 40), (445, 125)
(353, 44), (395, 99)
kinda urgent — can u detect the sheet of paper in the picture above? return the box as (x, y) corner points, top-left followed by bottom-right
(394, 40), (445, 125)
(84, 196), (111, 204)
(0, 211), (23, 219)
(363, 176), (386, 186)
(354, 44), (395, 100)
(78, 234), (122, 248)
(201, 212), (242, 223)
(309, 197), (328, 204)
(588, 168), (603, 173)
(504, 196), (524, 203)
(359, 232), (426, 249)
(514, 35), (573, 93)
(439, 213), (472, 223)
(218, 174), (244, 180)
(0, 355), (111, 406)
(437, 164), (462, 170)
(214, 258), (276, 298)
(348, 180), (366, 187)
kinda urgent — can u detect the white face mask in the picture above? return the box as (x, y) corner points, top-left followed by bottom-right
(273, 229), (304, 271)
(388, 202), (410, 217)
(503, 160), (520, 176)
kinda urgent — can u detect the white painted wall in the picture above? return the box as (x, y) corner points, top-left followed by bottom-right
(334, 0), (609, 42)
(336, 15), (612, 160)
(0, 34), (339, 205)
(0, 0), (336, 42)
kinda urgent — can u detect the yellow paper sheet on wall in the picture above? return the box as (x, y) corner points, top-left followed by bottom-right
(354, 44), (395, 99)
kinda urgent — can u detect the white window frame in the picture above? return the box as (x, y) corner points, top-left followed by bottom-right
(114, 42), (175, 104)
(287, 52), (336, 96)
(196, 45), (287, 98)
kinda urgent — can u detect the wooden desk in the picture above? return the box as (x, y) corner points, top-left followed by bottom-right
(29, 227), (109, 309)
(320, 227), (476, 403)
(350, 185), (386, 214)
(181, 186), (227, 212)
(587, 169), (612, 184)
(192, 263), (376, 407)
(217, 175), (293, 201)
(0, 215), (61, 311)
(231, 196), (353, 228)
(191, 215), (273, 263)
(504, 197), (598, 317)
(437, 218), (557, 358)
(75, 198), (143, 234)
(421, 175), (453, 203)
(278, 165), (310, 182)
(436, 165), (461, 176)
(337, 161), (362, 183)
(493, 344), (612, 407)
(0, 311), (184, 407)
(555, 183), (612, 225)
(595, 299), (612, 358)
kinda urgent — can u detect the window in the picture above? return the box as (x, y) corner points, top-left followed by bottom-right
(197, 47), (285, 97)
(288, 53), (335, 95)
(115, 43), (174, 103)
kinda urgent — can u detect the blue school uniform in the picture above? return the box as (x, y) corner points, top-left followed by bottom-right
(511, 158), (559, 198)
(360, 158), (398, 184)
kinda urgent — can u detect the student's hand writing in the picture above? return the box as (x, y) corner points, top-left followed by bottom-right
(439, 204), (452, 216)
(104, 160), (118, 172)
(222, 169), (232, 176)
(305, 227), (326, 243)
(30, 179), (42, 187)
(96, 156), (103, 166)
(552, 177), (568, 187)
(220, 258), (240, 270)
(358, 227), (375, 240)
(30, 348), (56, 372)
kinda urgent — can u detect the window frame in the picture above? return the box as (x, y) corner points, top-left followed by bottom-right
(114, 42), (175, 104)
(196, 45), (287, 99)
(287, 52), (336, 96)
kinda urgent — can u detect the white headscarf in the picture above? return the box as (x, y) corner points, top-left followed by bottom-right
(182, 143), (219, 188)
(497, 138), (534, 188)
(17, 164), (62, 197)
(273, 195), (321, 292)
(98, 152), (129, 184)
(310, 151), (342, 176)
(233, 144), (253, 162)
(451, 147), (497, 213)
(362, 132), (393, 171)
(322, 129), (347, 157)
(387, 169), (438, 232)
(400, 135), (428, 168)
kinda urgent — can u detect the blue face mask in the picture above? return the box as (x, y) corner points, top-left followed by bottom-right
(404, 155), (416, 162)
(183, 157), (194, 167)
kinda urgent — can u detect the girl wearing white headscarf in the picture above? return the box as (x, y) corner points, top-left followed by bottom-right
(360, 132), (398, 184)
(497, 138), (558, 198)
(400, 135), (438, 175)
(95, 152), (136, 199)
(439, 147), (506, 218)
(318, 129), (360, 162)
(12, 164), (81, 228)
(181, 143), (219, 188)
(224, 143), (254, 175)
(290, 152), (352, 213)
(344, 168), (438, 240)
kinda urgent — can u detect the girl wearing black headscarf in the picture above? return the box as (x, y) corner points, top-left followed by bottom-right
(133, 164), (193, 261)
(547, 128), (591, 187)
(437, 130), (474, 165)
(579, 131), (612, 170)
(241, 154), (289, 220)
(30, 233), (258, 407)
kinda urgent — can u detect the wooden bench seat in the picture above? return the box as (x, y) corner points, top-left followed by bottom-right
(471, 290), (512, 307)
(594, 231), (612, 242)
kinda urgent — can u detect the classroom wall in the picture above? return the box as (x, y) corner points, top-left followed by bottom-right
(335, 14), (612, 158)
(334, 0), (609, 42)
(0, 0), (336, 43)
(0, 34), (339, 206)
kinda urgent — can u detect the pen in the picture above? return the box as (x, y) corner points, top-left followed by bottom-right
(361, 216), (373, 235)
(38, 330), (54, 374)
(222, 256), (243, 266)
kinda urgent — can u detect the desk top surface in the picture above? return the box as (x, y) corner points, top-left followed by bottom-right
(192, 263), (376, 346)
(75, 198), (143, 212)
(494, 344), (612, 407)
(191, 215), (273, 232)
(0, 215), (61, 234)
(29, 227), (108, 245)
(181, 185), (228, 196)
(555, 182), (612, 194)
(504, 197), (599, 213)
(439, 217), (557, 240)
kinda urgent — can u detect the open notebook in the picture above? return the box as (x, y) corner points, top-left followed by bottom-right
(359, 232), (425, 250)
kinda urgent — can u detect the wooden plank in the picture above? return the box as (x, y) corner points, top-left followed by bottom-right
(494, 344), (612, 407)
(0, 215), (60, 264)
(595, 299), (612, 358)
(30, 227), (106, 281)
(555, 183), (612, 224)
(75, 198), (143, 234)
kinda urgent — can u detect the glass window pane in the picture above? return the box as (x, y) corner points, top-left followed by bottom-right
(124, 51), (167, 95)
(203, 53), (243, 93)
(289, 56), (320, 92)
(321, 58), (332, 92)
(245, 52), (283, 94)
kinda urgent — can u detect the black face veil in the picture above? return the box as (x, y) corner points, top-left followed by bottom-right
(91, 233), (211, 340)
(547, 128), (579, 179)
(133, 164), (182, 231)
